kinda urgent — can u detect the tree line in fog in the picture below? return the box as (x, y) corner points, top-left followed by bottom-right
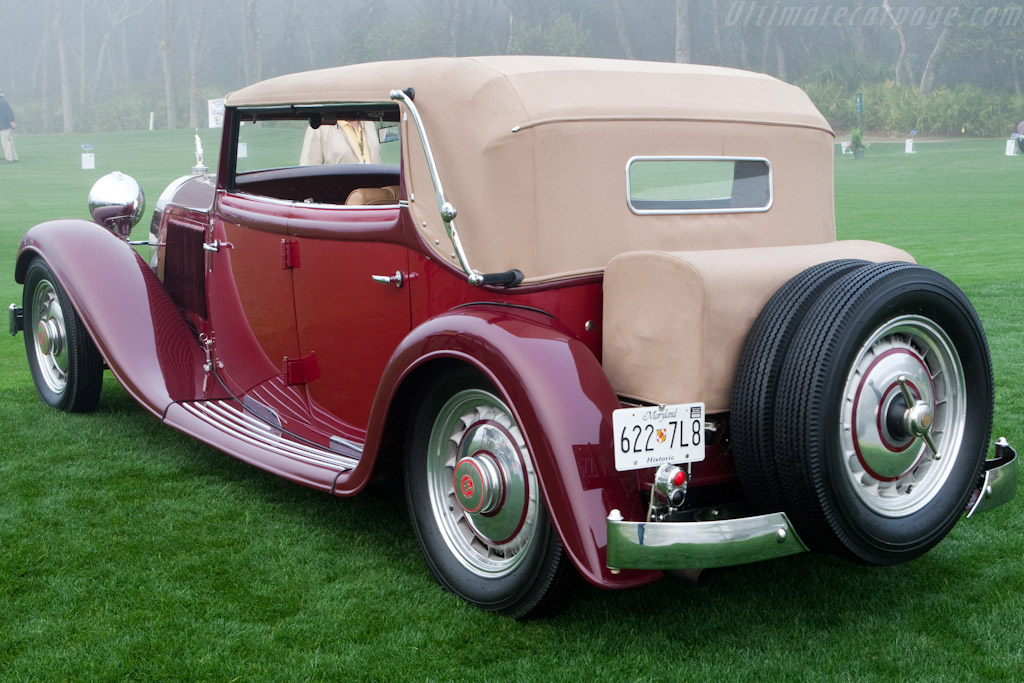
(4, 0), (1022, 133)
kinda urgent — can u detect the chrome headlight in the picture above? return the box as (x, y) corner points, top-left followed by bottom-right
(88, 172), (145, 239)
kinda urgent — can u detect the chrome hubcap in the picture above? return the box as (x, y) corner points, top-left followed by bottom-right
(427, 389), (538, 578)
(840, 315), (966, 517)
(30, 279), (69, 394)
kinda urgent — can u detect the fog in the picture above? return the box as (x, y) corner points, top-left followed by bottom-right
(2, 0), (1021, 133)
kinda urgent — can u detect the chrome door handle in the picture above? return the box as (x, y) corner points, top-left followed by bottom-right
(371, 270), (404, 288)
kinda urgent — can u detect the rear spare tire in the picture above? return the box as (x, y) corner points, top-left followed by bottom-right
(773, 262), (992, 565)
(732, 259), (870, 514)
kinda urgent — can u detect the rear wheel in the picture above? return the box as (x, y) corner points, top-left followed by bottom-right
(23, 257), (103, 413)
(404, 368), (569, 618)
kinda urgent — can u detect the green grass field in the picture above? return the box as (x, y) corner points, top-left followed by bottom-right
(1, 132), (1022, 680)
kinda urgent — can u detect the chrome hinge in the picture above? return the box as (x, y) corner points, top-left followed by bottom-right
(281, 239), (301, 269)
(199, 333), (223, 394)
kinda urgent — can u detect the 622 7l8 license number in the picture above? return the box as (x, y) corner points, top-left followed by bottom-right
(612, 402), (705, 472)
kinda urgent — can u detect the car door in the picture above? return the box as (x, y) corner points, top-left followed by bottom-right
(205, 192), (303, 395)
(288, 202), (411, 432)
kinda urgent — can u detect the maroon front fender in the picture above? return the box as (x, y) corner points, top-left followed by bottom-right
(16, 220), (207, 416)
(341, 304), (659, 590)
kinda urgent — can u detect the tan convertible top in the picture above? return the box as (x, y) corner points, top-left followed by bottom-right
(228, 57), (837, 281)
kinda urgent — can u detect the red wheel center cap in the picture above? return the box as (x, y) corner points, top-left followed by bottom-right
(460, 474), (475, 498)
(453, 454), (504, 515)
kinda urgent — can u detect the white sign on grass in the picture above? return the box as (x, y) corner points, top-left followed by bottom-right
(208, 98), (226, 128)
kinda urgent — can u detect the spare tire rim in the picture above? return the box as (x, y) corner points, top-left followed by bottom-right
(840, 315), (967, 517)
(31, 279), (69, 394)
(426, 389), (539, 578)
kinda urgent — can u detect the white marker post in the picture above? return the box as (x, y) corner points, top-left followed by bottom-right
(1006, 139), (1018, 156)
(905, 139), (915, 153)
(149, 112), (155, 131)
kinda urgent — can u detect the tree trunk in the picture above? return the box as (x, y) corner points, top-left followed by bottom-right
(79, 2), (86, 114)
(451, 0), (460, 57)
(55, 1), (73, 133)
(761, 24), (773, 74)
(674, 0), (690, 63)
(919, 26), (951, 95)
(883, 0), (908, 87)
(38, 1), (54, 133)
(188, 0), (212, 129)
(739, 27), (749, 70)
(1013, 52), (1022, 98)
(775, 35), (787, 82)
(507, 0), (516, 53)
(710, 0), (723, 65)
(160, 0), (177, 129)
(612, 0), (633, 60)
(243, 0), (262, 84)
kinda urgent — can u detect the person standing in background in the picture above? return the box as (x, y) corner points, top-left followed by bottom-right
(299, 120), (380, 165)
(0, 91), (18, 163)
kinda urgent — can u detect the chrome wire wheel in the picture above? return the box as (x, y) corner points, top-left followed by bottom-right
(839, 314), (967, 517)
(426, 388), (539, 578)
(30, 278), (70, 395)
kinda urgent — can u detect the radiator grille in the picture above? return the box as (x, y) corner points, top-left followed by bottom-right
(164, 217), (207, 318)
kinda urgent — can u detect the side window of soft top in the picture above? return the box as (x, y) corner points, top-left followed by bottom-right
(230, 106), (401, 206)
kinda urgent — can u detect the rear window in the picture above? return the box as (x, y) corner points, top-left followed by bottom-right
(626, 157), (772, 214)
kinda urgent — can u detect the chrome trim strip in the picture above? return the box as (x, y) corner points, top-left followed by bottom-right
(329, 435), (364, 457)
(624, 155), (774, 216)
(606, 510), (808, 570)
(967, 439), (1018, 518)
(389, 89), (483, 286)
(182, 401), (359, 471)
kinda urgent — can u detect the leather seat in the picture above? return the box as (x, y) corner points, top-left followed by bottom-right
(345, 185), (401, 205)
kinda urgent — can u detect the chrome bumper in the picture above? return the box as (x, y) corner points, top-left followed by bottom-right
(967, 437), (1017, 518)
(606, 509), (809, 571)
(607, 438), (1018, 572)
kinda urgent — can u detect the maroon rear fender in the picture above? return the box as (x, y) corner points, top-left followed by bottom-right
(16, 220), (207, 416)
(340, 304), (659, 589)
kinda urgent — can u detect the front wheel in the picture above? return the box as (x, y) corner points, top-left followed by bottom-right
(23, 257), (103, 413)
(404, 368), (569, 618)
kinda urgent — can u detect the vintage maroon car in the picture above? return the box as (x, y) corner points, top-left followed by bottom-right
(9, 57), (1018, 617)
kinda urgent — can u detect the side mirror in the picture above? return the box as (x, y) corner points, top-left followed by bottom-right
(88, 172), (145, 239)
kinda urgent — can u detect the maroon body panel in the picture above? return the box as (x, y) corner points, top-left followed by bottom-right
(16, 220), (208, 415)
(338, 305), (660, 589)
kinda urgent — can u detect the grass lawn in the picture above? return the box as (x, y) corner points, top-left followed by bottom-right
(1, 131), (1022, 680)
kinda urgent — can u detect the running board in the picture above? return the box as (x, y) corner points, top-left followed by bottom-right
(163, 399), (359, 492)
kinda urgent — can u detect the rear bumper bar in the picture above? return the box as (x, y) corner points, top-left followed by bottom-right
(606, 509), (808, 571)
(967, 437), (1017, 518)
(607, 437), (1018, 572)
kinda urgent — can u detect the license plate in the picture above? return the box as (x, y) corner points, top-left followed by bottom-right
(612, 402), (706, 472)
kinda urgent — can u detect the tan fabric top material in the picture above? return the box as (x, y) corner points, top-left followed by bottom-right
(602, 241), (916, 412)
(227, 57), (836, 280)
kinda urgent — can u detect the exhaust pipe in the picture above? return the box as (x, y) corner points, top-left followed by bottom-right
(669, 568), (715, 589)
